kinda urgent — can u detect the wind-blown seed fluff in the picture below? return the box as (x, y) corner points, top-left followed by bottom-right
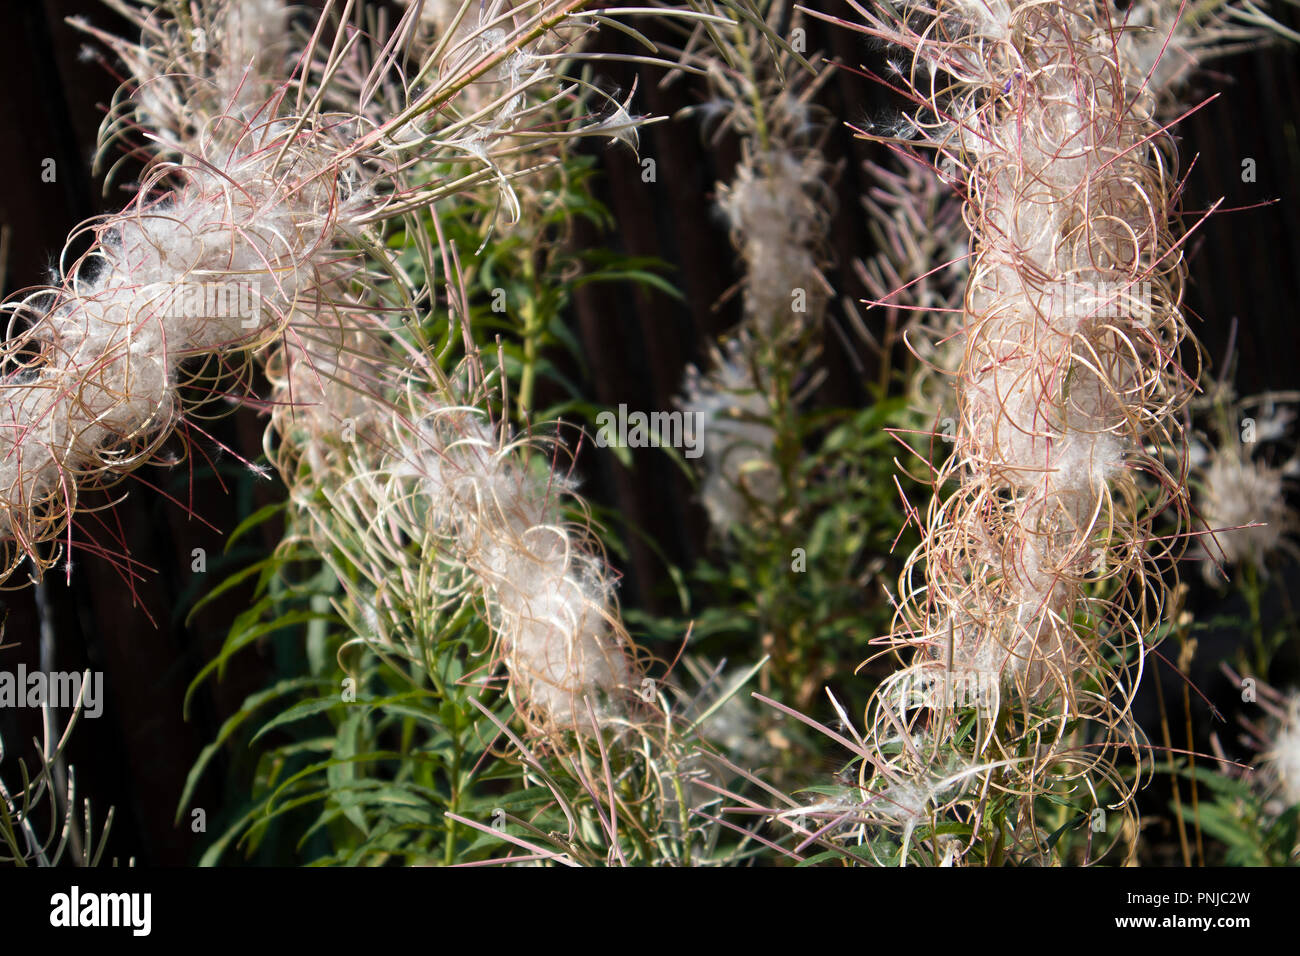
(0, 0), (630, 584)
(386, 402), (634, 729)
(803, 0), (1205, 861)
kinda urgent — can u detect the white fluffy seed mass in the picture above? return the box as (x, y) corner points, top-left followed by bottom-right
(1262, 692), (1300, 808)
(717, 148), (826, 338)
(931, 0), (1175, 693)
(392, 407), (632, 729)
(0, 123), (353, 546)
(677, 341), (779, 530)
(1200, 450), (1291, 577)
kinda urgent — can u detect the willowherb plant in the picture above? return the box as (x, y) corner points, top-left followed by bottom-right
(0, 1), (351, 580)
(125, 0), (769, 863)
(230, 3), (733, 740)
(1200, 449), (1297, 575)
(0, 681), (114, 867)
(0, 4), (324, 581)
(1118, 0), (1294, 96)
(666, 1), (832, 535)
(1186, 381), (1300, 581)
(1194, 667), (1300, 862)
(849, 0), (1288, 485)
(0, 0), (651, 586)
(85, 0), (292, 159)
(269, 354), (643, 735)
(378, 377), (641, 732)
(715, 144), (830, 344)
(242, 5), (676, 736)
(788, 0), (1239, 862)
(676, 337), (780, 529)
(855, 155), (970, 414)
(1254, 686), (1300, 811)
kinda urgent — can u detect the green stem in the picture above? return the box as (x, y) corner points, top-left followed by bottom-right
(1244, 562), (1267, 679)
(445, 731), (463, 867)
(517, 261), (542, 423)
